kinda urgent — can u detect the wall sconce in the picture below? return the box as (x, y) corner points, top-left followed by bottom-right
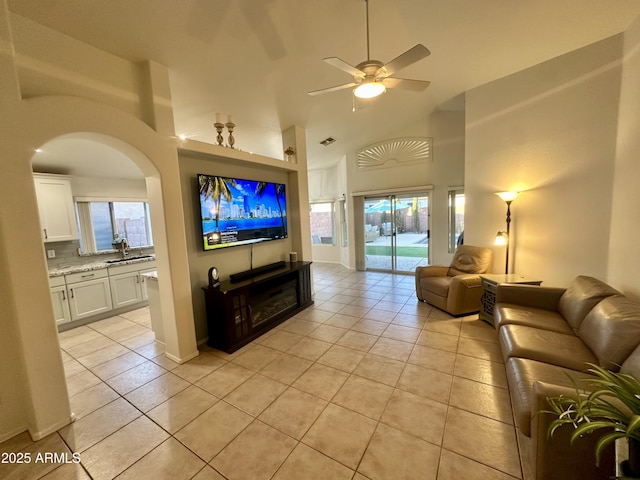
(284, 146), (296, 163)
(494, 191), (519, 274)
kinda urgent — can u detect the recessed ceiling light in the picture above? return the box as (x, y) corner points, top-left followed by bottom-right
(35, 148), (43, 153)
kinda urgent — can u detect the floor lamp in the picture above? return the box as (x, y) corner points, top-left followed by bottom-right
(494, 191), (518, 274)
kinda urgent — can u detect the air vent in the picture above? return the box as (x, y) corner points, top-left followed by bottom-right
(319, 137), (336, 146)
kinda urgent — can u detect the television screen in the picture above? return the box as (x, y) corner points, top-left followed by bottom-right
(197, 174), (287, 250)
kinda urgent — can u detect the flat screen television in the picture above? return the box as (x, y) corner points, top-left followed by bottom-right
(197, 173), (287, 251)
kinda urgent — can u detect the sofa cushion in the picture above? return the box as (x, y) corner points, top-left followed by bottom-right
(499, 324), (598, 372)
(621, 343), (640, 378)
(505, 357), (593, 436)
(494, 304), (574, 334)
(557, 276), (621, 332)
(578, 295), (640, 372)
(420, 276), (451, 297)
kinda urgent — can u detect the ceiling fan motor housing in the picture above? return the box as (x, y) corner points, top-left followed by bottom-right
(306, 0), (430, 97)
(354, 60), (386, 81)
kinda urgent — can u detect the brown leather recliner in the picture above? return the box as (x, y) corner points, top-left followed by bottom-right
(415, 245), (493, 316)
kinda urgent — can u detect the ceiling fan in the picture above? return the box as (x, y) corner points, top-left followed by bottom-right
(308, 0), (431, 99)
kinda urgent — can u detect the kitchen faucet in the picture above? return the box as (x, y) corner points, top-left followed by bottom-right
(112, 237), (129, 259)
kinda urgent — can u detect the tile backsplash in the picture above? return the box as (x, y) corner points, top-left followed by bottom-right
(45, 240), (154, 270)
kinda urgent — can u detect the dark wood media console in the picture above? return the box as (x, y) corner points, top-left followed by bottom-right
(202, 261), (313, 353)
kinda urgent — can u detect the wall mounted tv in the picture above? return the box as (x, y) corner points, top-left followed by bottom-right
(198, 174), (287, 251)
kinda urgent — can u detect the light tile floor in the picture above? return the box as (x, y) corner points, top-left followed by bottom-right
(0, 263), (522, 480)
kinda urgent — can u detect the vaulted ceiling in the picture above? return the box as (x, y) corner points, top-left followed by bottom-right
(10, 0), (640, 175)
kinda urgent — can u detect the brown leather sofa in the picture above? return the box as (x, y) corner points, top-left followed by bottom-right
(494, 275), (640, 480)
(415, 245), (493, 316)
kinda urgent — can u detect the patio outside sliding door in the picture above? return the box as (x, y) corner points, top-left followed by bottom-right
(364, 193), (429, 273)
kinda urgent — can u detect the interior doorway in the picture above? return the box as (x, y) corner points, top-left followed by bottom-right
(363, 193), (430, 272)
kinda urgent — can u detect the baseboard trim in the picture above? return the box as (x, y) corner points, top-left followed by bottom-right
(29, 414), (75, 441)
(0, 425), (29, 444)
(165, 349), (199, 365)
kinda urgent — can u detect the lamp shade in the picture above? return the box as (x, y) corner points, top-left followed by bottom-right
(354, 81), (386, 99)
(495, 231), (508, 245)
(495, 191), (518, 202)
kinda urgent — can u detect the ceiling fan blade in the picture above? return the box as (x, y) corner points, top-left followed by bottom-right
(377, 44), (431, 77)
(323, 57), (366, 78)
(308, 82), (358, 96)
(383, 78), (431, 92)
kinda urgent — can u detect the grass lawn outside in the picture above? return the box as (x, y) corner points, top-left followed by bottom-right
(365, 245), (428, 258)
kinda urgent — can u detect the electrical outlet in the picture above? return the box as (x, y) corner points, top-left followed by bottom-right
(47, 249), (56, 258)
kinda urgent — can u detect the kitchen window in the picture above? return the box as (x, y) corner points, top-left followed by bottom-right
(76, 200), (153, 253)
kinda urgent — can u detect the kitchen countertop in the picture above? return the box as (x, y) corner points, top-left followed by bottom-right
(49, 255), (156, 278)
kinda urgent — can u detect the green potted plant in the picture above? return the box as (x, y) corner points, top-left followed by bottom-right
(545, 364), (640, 478)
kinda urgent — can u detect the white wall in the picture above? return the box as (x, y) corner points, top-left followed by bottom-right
(10, 13), (141, 116)
(0, 244), (29, 441)
(309, 166), (339, 201)
(427, 110), (466, 265)
(343, 109), (465, 268)
(70, 177), (148, 199)
(608, 16), (640, 299)
(337, 156), (351, 267)
(0, 3), (199, 442)
(465, 35), (624, 286)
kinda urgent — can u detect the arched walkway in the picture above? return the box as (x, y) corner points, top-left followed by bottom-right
(0, 95), (197, 441)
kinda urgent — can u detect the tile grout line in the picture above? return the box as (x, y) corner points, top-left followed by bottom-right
(42, 266), (521, 479)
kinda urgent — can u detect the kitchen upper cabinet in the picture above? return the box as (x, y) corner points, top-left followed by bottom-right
(65, 270), (112, 321)
(33, 174), (78, 243)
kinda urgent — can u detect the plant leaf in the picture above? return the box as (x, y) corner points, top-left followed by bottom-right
(593, 430), (625, 466)
(627, 415), (640, 437)
(570, 421), (619, 443)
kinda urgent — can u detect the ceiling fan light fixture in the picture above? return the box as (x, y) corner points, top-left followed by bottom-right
(353, 81), (386, 98)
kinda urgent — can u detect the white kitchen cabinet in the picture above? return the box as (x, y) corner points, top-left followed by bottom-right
(139, 267), (156, 301)
(109, 271), (143, 308)
(108, 261), (156, 304)
(51, 285), (72, 325)
(65, 270), (112, 321)
(142, 272), (163, 343)
(52, 261), (156, 328)
(33, 174), (78, 243)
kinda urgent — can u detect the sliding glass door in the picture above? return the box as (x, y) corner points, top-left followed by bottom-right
(363, 193), (429, 273)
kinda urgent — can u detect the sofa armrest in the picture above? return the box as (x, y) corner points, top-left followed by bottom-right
(450, 274), (482, 289)
(415, 265), (449, 279)
(529, 381), (615, 480)
(496, 284), (566, 311)
(415, 266), (449, 300)
(444, 274), (484, 315)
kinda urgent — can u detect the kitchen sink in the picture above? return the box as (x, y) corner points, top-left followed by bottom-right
(106, 255), (154, 264)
